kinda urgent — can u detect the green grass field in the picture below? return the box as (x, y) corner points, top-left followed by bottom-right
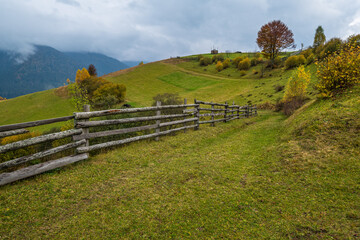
(0, 54), (359, 239)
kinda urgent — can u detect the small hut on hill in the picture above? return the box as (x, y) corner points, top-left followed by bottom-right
(211, 49), (218, 54)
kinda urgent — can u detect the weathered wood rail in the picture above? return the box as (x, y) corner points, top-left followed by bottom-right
(0, 99), (257, 186)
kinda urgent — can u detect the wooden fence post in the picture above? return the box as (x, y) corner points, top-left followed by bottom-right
(184, 98), (187, 133)
(232, 101), (235, 120)
(224, 102), (228, 123)
(78, 105), (90, 147)
(237, 103), (240, 119)
(194, 99), (199, 130)
(211, 101), (215, 127)
(155, 101), (161, 141)
(246, 105), (249, 118)
(254, 104), (257, 116)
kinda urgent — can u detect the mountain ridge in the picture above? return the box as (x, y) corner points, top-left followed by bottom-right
(0, 45), (129, 99)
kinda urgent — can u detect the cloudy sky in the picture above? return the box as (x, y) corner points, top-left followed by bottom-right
(0, 0), (360, 62)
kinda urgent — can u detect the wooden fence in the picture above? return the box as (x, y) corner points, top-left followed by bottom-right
(0, 100), (257, 186)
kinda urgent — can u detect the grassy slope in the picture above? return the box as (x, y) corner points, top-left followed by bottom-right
(0, 54), (315, 124)
(1, 55), (359, 238)
(0, 89), (74, 125)
(1, 89), (359, 238)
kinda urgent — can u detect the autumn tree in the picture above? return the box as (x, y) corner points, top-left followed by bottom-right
(87, 64), (97, 76)
(256, 20), (295, 64)
(75, 68), (90, 83)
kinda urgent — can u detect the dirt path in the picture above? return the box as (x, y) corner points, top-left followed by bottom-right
(160, 60), (239, 81)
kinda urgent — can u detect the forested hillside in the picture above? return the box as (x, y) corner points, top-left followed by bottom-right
(0, 45), (128, 98)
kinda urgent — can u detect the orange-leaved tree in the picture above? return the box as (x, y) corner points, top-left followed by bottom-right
(256, 20), (295, 65)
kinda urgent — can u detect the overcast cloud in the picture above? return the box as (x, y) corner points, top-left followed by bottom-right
(0, 0), (359, 61)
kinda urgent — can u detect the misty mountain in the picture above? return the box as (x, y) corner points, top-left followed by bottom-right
(0, 45), (129, 98)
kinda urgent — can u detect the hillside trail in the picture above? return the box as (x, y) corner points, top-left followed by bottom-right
(160, 59), (240, 81)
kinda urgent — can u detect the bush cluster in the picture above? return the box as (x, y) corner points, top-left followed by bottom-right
(316, 42), (360, 96)
(68, 67), (126, 110)
(285, 55), (306, 69)
(0, 132), (40, 162)
(222, 58), (230, 69)
(212, 54), (224, 63)
(199, 57), (212, 66)
(233, 56), (243, 66)
(215, 61), (223, 72)
(316, 38), (343, 59)
(238, 58), (251, 70)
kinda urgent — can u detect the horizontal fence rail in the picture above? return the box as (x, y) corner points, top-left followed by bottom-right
(0, 99), (257, 186)
(0, 116), (74, 132)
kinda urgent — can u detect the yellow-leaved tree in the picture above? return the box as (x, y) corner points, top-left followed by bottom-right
(75, 68), (91, 84)
(283, 65), (311, 102)
(281, 65), (311, 115)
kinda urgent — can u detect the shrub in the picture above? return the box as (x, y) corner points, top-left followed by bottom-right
(251, 58), (258, 66)
(317, 38), (343, 59)
(0, 131), (41, 162)
(273, 56), (283, 67)
(152, 93), (183, 115)
(212, 54), (224, 63)
(283, 65), (311, 103)
(316, 42), (360, 96)
(257, 57), (264, 63)
(199, 57), (212, 66)
(197, 54), (204, 61)
(285, 56), (298, 69)
(239, 70), (247, 76)
(297, 55), (306, 65)
(92, 83), (126, 109)
(306, 53), (315, 65)
(346, 34), (360, 46)
(152, 93), (182, 106)
(301, 48), (313, 59)
(222, 58), (230, 69)
(233, 56), (243, 66)
(238, 58), (251, 70)
(255, 52), (261, 58)
(215, 61), (224, 72)
(285, 55), (305, 69)
(80, 77), (108, 97)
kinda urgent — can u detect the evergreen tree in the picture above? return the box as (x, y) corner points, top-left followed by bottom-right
(313, 26), (326, 49)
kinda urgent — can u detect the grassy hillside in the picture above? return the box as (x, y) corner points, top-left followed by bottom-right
(1, 86), (359, 238)
(0, 88), (74, 127)
(0, 53), (315, 125)
(1, 53), (359, 238)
